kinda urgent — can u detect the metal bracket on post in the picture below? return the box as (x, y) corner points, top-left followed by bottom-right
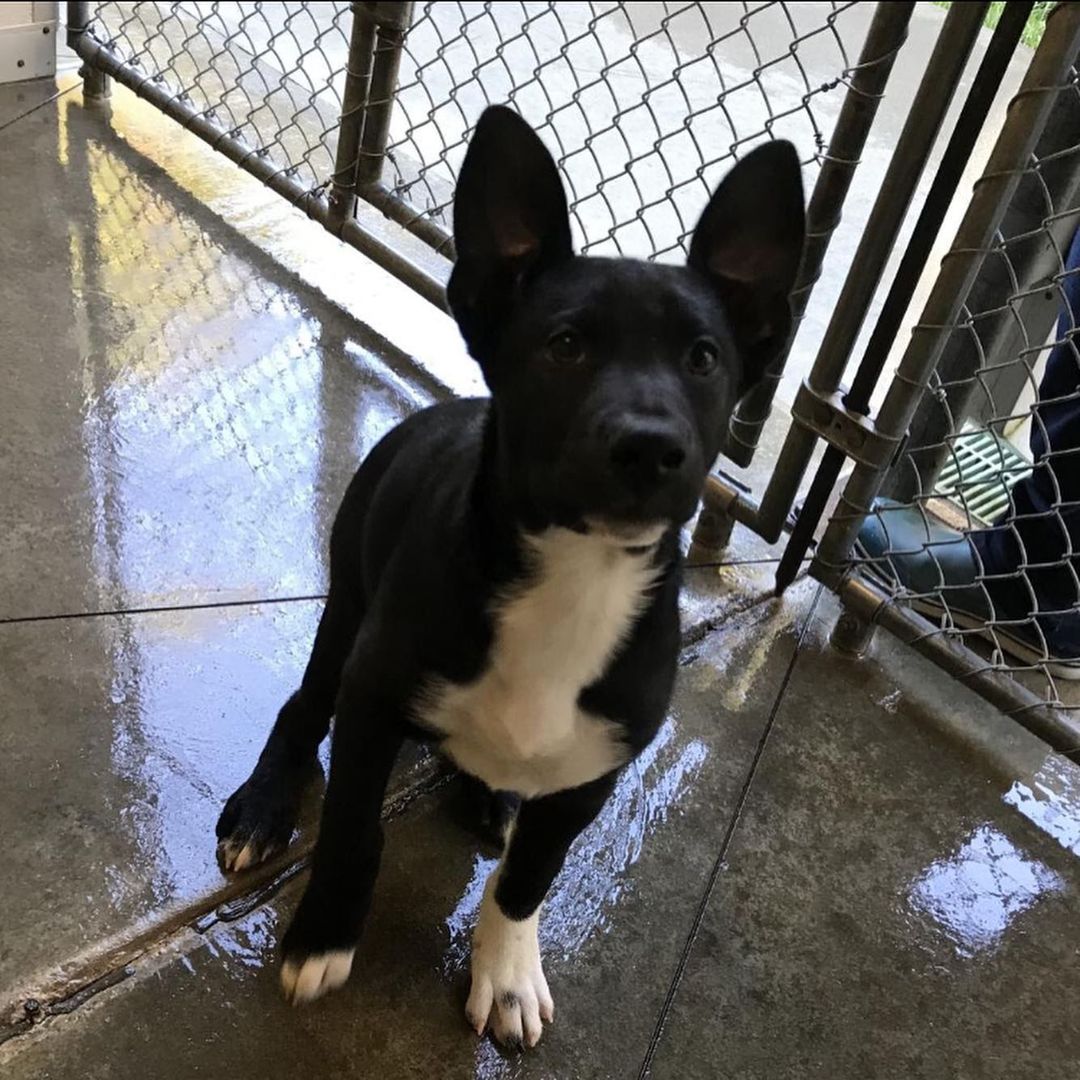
(67, 3), (111, 100)
(791, 381), (902, 470)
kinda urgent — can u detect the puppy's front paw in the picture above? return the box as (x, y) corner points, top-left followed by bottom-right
(280, 948), (355, 1004)
(215, 760), (314, 873)
(279, 887), (361, 1005)
(466, 885), (553, 1049)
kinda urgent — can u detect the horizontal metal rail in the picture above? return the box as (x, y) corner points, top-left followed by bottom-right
(837, 574), (1080, 759)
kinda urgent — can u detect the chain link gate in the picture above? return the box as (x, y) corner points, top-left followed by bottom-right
(66, 2), (1080, 753)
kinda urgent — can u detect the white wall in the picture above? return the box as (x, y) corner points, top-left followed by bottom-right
(0, 4), (36, 29)
(0, 0), (57, 83)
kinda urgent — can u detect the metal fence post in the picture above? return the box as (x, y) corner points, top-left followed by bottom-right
(328, 1), (413, 231)
(327, 3), (379, 229)
(887, 84), (1080, 502)
(774, 0), (1035, 592)
(692, 0), (986, 558)
(329, 3), (454, 257)
(813, 2), (1080, 580)
(67, 1), (111, 99)
(353, 2), (455, 259)
(723, 2), (917, 469)
(356, 2), (413, 187)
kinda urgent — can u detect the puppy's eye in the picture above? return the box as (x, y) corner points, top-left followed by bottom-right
(687, 339), (719, 377)
(547, 330), (585, 365)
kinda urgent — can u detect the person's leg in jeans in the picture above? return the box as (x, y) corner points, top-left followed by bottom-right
(971, 225), (1080, 629)
(857, 226), (1080, 673)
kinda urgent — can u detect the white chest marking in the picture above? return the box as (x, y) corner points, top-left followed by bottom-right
(422, 527), (663, 798)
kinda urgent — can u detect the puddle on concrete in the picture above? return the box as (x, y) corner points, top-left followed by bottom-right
(1004, 755), (1080, 858)
(907, 823), (1065, 958)
(99, 601), (323, 907)
(9, 104), (428, 618)
(0, 600), (329, 1002)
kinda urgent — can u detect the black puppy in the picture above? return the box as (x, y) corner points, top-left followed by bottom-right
(216, 106), (804, 1048)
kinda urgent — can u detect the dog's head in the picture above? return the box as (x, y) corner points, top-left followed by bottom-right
(447, 106), (804, 542)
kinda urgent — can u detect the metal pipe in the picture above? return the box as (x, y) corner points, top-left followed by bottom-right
(356, 2), (414, 187)
(697, 1), (990, 548)
(68, 0), (112, 99)
(836, 574), (1080, 760)
(327, 1), (379, 227)
(69, 24), (448, 310)
(815, 1), (1080, 573)
(773, 1), (1034, 594)
(358, 179), (454, 257)
(66, 0), (90, 49)
(725, 1), (917, 466)
(887, 80), (1080, 501)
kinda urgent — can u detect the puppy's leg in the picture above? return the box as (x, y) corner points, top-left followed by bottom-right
(216, 589), (361, 871)
(458, 773), (520, 851)
(466, 773), (616, 1049)
(279, 660), (403, 1003)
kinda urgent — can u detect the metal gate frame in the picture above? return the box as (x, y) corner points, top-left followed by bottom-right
(811, 2), (1080, 758)
(66, 2), (1080, 754)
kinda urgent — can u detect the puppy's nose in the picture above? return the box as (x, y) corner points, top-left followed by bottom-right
(610, 422), (687, 484)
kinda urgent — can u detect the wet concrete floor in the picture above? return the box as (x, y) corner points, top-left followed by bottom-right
(3, 64), (1080, 1080)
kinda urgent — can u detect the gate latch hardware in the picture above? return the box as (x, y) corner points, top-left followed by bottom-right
(791, 381), (901, 469)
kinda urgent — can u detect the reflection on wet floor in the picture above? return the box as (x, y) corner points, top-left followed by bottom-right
(0, 600), (323, 1002)
(1004, 754), (1080, 857)
(908, 823), (1065, 958)
(203, 905), (282, 978)
(5, 94), (428, 620)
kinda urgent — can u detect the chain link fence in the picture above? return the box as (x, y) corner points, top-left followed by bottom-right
(383, 2), (863, 260)
(805, 4), (1080, 743)
(843, 62), (1080, 711)
(76, 2), (869, 255)
(67, 2), (1080, 739)
(81, 2), (354, 193)
(70, 1), (915, 456)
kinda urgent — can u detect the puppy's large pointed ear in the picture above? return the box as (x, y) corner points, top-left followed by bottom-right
(688, 141), (805, 388)
(447, 106), (573, 357)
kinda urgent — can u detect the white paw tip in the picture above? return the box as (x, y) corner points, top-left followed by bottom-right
(280, 948), (355, 1004)
(231, 842), (256, 871)
(217, 838), (256, 873)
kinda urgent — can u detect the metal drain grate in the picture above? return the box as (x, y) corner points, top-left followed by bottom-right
(932, 426), (1033, 525)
